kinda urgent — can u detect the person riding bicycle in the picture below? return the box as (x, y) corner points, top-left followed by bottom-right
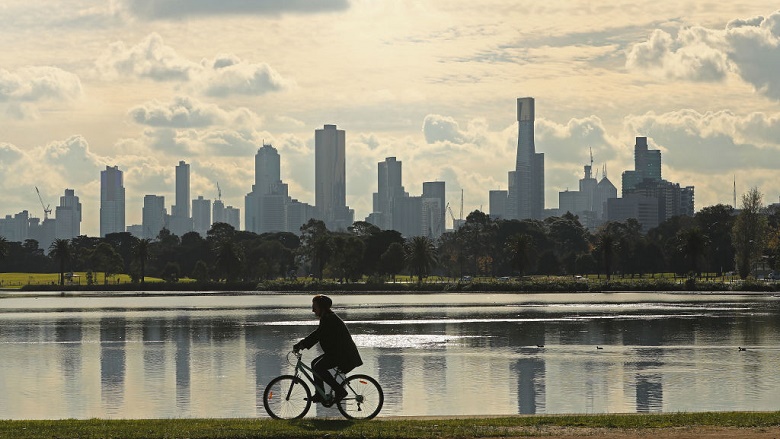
(293, 294), (362, 404)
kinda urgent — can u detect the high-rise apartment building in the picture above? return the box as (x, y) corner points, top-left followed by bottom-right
(192, 196), (211, 236)
(371, 157), (406, 230)
(507, 97), (544, 220)
(315, 124), (353, 230)
(212, 199), (225, 225)
(489, 190), (508, 220)
(142, 195), (166, 239)
(609, 136), (694, 231)
(170, 161), (192, 236)
(622, 137), (661, 195)
(422, 181), (445, 238)
(55, 189), (81, 239)
(100, 165), (125, 237)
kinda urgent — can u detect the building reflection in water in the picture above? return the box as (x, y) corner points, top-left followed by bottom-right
(173, 316), (192, 413)
(513, 357), (545, 414)
(100, 317), (126, 414)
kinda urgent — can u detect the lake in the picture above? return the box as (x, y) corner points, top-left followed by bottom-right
(0, 291), (779, 419)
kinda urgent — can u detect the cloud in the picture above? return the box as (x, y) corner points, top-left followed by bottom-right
(623, 109), (780, 174)
(41, 136), (106, 185)
(625, 27), (729, 81)
(96, 34), (291, 96)
(422, 114), (468, 144)
(199, 55), (291, 97)
(725, 11), (780, 100)
(0, 143), (24, 169)
(0, 66), (83, 102)
(626, 10), (780, 100)
(96, 33), (197, 81)
(128, 96), (262, 128)
(120, 0), (350, 19)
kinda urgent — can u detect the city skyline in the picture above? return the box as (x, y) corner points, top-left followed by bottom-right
(3, 2), (780, 237)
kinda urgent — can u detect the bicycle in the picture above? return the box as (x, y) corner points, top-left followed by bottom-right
(263, 351), (384, 420)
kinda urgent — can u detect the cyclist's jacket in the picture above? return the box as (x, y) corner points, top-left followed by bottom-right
(297, 310), (363, 372)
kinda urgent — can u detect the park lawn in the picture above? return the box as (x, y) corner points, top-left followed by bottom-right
(0, 272), (166, 289)
(0, 412), (780, 439)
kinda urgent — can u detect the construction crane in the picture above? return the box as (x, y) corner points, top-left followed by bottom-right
(35, 186), (51, 220)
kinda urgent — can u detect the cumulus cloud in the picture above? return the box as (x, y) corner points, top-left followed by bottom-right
(422, 114), (468, 144)
(0, 66), (83, 102)
(96, 34), (291, 96)
(199, 55), (290, 97)
(623, 109), (780, 174)
(0, 143), (24, 169)
(726, 11), (780, 100)
(626, 10), (780, 100)
(120, 0), (350, 19)
(96, 33), (197, 81)
(41, 136), (106, 185)
(128, 96), (261, 128)
(626, 27), (729, 81)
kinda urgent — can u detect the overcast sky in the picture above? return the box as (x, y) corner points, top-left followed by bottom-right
(3, 1), (780, 236)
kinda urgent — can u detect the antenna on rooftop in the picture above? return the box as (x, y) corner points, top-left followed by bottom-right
(217, 181), (222, 201)
(733, 175), (737, 208)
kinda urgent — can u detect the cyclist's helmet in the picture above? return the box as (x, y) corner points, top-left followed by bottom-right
(313, 294), (332, 309)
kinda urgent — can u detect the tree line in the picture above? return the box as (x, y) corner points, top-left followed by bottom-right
(1, 188), (778, 285)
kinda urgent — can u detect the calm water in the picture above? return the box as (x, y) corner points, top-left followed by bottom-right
(1, 291), (779, 419)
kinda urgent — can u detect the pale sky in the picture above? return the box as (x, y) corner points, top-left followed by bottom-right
(2, 1), (780, 236)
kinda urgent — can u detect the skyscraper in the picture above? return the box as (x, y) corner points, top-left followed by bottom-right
(422, 181), (445, 238)
(371, 157), (406, 230)
(622, 137), (661, 195)
(100, 165), (125, 237)
(142, 195), (166, 239)
(170, 161), (192, 236)
(315, 124), (353, 230)
(192, 196), (211, 236)
(245, 143), (295, 233)
(507, 97), (544, 220)
(174, 161), (190, 219)
(55, 189), (81, 239)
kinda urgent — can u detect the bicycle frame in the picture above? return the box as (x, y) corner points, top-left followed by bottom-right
(290, 352), (347, 402)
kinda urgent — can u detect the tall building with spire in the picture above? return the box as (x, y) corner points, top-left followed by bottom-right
(315, 124), (354, 230)
(100, 165), (125, 237)
(507, 97), (544, 220)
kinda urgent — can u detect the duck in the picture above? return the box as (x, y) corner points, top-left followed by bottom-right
(596, 346), (603, 350)
(738, 347), (747, 352)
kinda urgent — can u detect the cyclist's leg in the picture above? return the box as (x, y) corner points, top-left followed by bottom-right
(312, 354), (345, 399)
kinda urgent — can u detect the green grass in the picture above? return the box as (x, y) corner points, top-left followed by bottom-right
(0, 413), (779, 439)
(0, 272), (166, 289)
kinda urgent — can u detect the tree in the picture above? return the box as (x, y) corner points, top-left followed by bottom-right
(0, 236), (8, 261)
(380, 242), (405, 281)
(677, 227), (709, 277)
(91, 242), (125, 284)
(214, 240), (242, 282)
(593, 227), (617, 280)
(404, 236), (437, 283)
(505, 233), (534, 276)
(732, 187), (768, 279)
(192, 260), (210, 283)
(133, 238), (151, 284)
(299, 219), (332, 280)
(695, 204), (736, 275)
(329, 234), (365, 282)
(49, 239), (71, 286)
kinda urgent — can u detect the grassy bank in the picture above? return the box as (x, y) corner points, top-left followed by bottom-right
(1, 412), (780, 439)
(9, 272), (780, 293)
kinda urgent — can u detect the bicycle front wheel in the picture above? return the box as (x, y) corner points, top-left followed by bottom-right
(337, 374), (384, 420)
(263, 375), (312, 419)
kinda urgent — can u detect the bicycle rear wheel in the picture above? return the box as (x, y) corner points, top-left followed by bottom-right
(263, 375), (312, 419)
(336, 374), (383, 420)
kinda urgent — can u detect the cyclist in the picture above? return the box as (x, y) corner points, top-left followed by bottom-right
(293, 294), (362, 403)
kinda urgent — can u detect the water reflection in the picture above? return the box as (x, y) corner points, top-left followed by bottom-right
(0, 293), (778, 419)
